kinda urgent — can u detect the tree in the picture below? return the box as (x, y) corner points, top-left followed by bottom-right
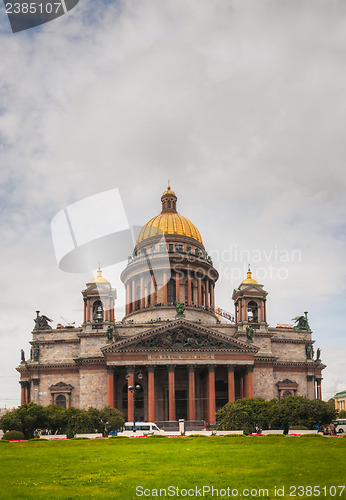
(216, 398), (276, 434)
(0, 403), (48, 439)
(43, 405), (68, 435)
(100, 407), (125, 436)
(338, 410), (346, 419)
(269, 396), (337, 430)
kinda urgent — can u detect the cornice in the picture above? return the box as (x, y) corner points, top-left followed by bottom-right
(272, 338), (315, 345)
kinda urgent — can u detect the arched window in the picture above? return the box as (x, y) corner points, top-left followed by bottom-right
(168, 201), (171, 208)
(56, 394), (66, 409)
(93, 300), (104, 323)
(247, 301), (259, 323)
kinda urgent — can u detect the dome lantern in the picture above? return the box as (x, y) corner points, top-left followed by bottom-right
(161, 185), (177, 213)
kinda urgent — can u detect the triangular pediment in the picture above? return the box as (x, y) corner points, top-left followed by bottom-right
(102, 318), (259, 353)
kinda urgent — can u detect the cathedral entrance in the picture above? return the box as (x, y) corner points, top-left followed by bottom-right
(175, 389), (188, 420)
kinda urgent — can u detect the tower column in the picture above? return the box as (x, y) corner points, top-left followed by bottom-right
(227, 366), (235, 402)
(86, 298), (91, 322)
(105, 298), (109, 321)
(168, 366), (176, 421)
(83, 300), (87, 323)
(235, 304), (238, 325)
(260, 300), (264, 323)
(243, 299), (247, 322)
(188, 366), (196, 421)
(148, 366), (155, 422)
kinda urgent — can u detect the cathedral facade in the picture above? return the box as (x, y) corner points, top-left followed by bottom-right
(17, 187), (325, 423)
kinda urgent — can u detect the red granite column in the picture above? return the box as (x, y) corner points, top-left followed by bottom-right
(151, 275), (156, 306)
(188, 366), (196, 421)
(210, 282), (215, 311)
(316, 378), (322, 400)
(239, 373), (244, 399)
(20, 382), (26, 406)
(243, 299), (247, 322)
(87, 298), (91, 321)
(264, 301), (267, 323)
(235, 304), (238, 325)
(107, 369), (115, 408)
(247, 367), (254, 398)
(148, 367), (155, 422)
(205, 279), (210, 308)
(127, 370), (134, 422)
(238, 300), (242, 322)
(132, 279), (136, 311)
(126, 284), (130, 315)
(260, 301), (264, 323)
(105, 298), (109, 321)
(208, 366), (216, 425)
(163, 272), (168, 304)
(228, 366), (235, 402)
(198, 277), (202, 307)
(140, 276), (145, 309)
(187, 271), (192, 305)
(175, 272), (180, 303)
(168, 366), (176, 421)
(83, 300), (87, 323)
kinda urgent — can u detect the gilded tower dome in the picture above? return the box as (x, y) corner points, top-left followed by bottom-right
(135, 186), (204, 246)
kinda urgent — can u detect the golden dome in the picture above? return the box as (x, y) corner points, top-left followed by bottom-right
(136, 186), (204, 246)
(241, 267), (258, 285)
(91, 267), (109, 283)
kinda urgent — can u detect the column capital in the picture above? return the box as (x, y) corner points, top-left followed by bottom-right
(168, 364), (176, 372)
(107, 366), (115, 374)
(147, 365), (155, 373)
(247, 365), (254, 373)
(207, 364), (215, 373)
(187, 365), (196, 372)
(227, 365), (235, 372)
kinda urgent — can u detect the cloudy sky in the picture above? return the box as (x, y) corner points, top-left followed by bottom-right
(0, 0), (345, 406)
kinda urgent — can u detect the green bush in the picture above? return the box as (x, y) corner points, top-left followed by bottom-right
(146, 434), (168, 438)
(290, 425), (309, 430)
(299, 434), (324, 438)
(70, 437), (90, 440)
(186, 434), (208, 438)
(2, 430), (25, 441)
(222, 434), (246, 438)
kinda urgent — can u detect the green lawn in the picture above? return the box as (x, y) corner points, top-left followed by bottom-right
(0, 436), (345, 499)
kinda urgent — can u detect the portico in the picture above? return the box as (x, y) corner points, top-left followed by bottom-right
(102, 318), (258, 422)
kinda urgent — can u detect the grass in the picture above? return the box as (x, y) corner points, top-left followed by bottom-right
(0, 436), (345, 499)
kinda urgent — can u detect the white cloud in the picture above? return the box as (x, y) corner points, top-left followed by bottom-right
(0, 0), (345, 404)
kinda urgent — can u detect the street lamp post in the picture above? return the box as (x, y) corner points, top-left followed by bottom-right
(128, 384), (142, 432)
(126, 370), (143, 433)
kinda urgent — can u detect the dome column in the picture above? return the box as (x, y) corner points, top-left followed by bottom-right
(187, 271), (192, 306)
(198, 277), (202, 308)
(132, 280), (136, 312)
(205, 279), (210, 308)
(210, 282), (215, 311)
(175, 271), (180, 303)
(140, 276), (145, 309)
(126, 284), (130, 315)
(163, 272), (168, 304)
(150, 275), (156, 306)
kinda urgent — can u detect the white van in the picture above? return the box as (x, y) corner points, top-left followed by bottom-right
(122, 422), (165, 434)
(333, 419), (346, 434)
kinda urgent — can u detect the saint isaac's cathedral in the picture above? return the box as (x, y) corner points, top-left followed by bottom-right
(17, 187), (325, 423)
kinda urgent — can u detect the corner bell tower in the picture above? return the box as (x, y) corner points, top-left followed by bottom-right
(232, 267), (268, 330)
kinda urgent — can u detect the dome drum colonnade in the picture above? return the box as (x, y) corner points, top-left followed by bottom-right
(121, 187), (218, 321)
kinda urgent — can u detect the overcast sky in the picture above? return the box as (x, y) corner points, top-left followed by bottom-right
(0, 0), (345, 406)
